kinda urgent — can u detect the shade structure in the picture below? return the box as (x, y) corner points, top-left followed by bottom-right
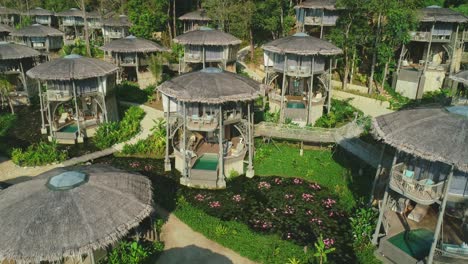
(0, 42), (41, 60)
(102, 14), (131, 27)
(158, 67), (262, 103)
(418, 6), (468, 23)
(25, 7), (54, 16)
(56, 8), (100, 18)
(10, 24), (63, 37)
(372, 107), (468, 172)
(27, 54), (118, 81)
(294, 0), (337, 10)
(450, 70), (468, 86)
(179, 9), (211, 21)
(0, 6), (20, 15)
(262, 33), (342, 56)
(0, 23), (13, 33)
(0, 164), (153, 263)
(100, 35), (168, 53)
(173, 27), (241, 46)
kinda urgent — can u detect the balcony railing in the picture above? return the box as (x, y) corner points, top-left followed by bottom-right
(47, 90), (72, 101)
(389, 163), (446, 205)
(186, 114), (219, 131)
(223, 110), (242, 124)
(185, 53), (202, 63)
(410, 31), (452, 42)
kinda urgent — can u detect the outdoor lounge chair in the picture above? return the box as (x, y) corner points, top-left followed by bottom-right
(58, 113), (69, 125)
(232, 142), (245, 156)
(408, 204), (429, 223)
(191, 114), (201, 124)
(442, 243), (468, 256)
(391, 197), (410, 215)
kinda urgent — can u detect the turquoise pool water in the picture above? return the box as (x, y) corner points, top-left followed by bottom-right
(59, 124), (78, 133)
(388, 229), (434, 260)
(193, 154), (218, 171)
(287, 101), (306, 109)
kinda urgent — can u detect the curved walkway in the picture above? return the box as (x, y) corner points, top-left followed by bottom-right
(0, 103), (163, 182)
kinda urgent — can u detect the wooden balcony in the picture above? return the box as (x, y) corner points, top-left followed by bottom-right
(184, 53), (202, 63)
(47, 90), (72, 101)
(410, 31), (452, 43)
(389, 163), (446, 205)
(223, 111), (242, 125)
(186, 115), (219, 132)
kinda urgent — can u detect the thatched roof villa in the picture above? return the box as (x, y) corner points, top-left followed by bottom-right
(294, 0), (340, 38)
(178, 9), (211, 33)
(0, 6), (20, 26)
(262, 32), (342, 125)
(173, 27), (241, 73)
(0, 23), (13, 41)
(10, 24), (64, 53)
(56, 8), (102, 40)
(27, 54), (119, 143)
(102, 14), (131, 43)
(160, 67), (263, 188)
(371, 106), (468, 264)
(25, 7), (56, 27)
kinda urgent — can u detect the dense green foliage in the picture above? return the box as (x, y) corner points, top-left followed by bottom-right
(60, 39), (103, 58)
(116, 82), (154, 104)
(314, 99), (363, 128)
(126, 0), (169, 39)
(121, 118), (166, 157)
(11, 140), (67, 166)
(0, 114), (16, 137)
(93, 106), (145, 149)
(101, 240), (164, 264)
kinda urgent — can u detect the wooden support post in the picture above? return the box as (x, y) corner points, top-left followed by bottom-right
(202, 46), (206, 69)
(369, 144), (386, 205)
(328, 58), (332, 113)
(38, 81), (46, 134)
(19, 61), (28, 97)
(306, 56), (315, 125)
(46, 83), (53, 140)
(424, 23), (435, 73)
(280, 54), (288, 123)
(246, 101), (254, 178)
(320, 10), (324, 39)
(90, 251), (95, 264)
(164, 96), (171, 171)
(72, 81), (83, 143)
(217, 104), (226, 187)
(99, 76), (108, 123)
(427, 165), (455, 264)
(372, 150), (399, 245)
(182, 102), (188, 178)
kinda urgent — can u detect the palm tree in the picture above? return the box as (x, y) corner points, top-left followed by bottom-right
(150, 118), (167, 153)
(0, 75), (15, 114)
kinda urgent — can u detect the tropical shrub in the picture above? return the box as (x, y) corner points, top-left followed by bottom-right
(93, 106), (145, 149)
(350, 205), (378, 248)
(121, 118), (166, 157)
(11, 140), (67, 166)
(104, 240), (164, 264)
(116, 82), (154, 104)
(60, 38), (103, 58)
(315, 99), (362, 128)
(0, 113), (16, 136)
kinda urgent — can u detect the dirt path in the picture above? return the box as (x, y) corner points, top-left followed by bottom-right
(155, 206), (257, 264)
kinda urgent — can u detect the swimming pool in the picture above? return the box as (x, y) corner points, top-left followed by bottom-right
(193, 154), (218, 171)
(287, 101), (306, 109)
(59, 124), (78, 133)
(387, 228), (434, 260)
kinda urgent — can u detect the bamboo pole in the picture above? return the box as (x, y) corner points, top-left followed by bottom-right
(246, 101), (254, 178)
(72, 81), (83, 142)
(307, 56), (315, 125)
(164, 95), (171, 171)
(280, 54), (288, 123)
(217, 104), (225, 186)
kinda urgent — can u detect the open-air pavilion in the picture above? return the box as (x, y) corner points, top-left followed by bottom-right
(101, 35), (168, 86)
(370, 106), (468, 264)
(0, 23), (13, 41)
(0, 164), (153, 264)
(160, 68), (262, 189)
(173, 27), (241, 73)
(0, 42), (41, 105)
(27, 54), (119, 144)
(10, 24), (64, 53)
(262, 32), (342, 125)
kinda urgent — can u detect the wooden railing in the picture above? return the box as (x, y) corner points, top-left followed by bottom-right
(389, 163), (446, 205)
(410, 31), (452, 42)
(47, 90), (72, 101)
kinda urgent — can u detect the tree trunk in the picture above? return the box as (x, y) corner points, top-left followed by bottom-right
(350, 49), (356, 85)
(8, 98), (14, 114)
(368, 12), (382, 94)
(81, 0), (91, 57)
(173, 0), (177, 37)
(250, 27), (254, 62)
(167, 3), (173, 41)
(381, 58), (390, 92)
(343, 57), (350, 90)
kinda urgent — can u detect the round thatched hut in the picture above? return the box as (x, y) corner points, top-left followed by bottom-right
(56, 8), (102, 41)
(0, 164), (153, 264)
(294, 0), (340, 38)
(27, 54), (119, 144)
(0, 6), (20, 26)
(262, 32), (342, 125)
(0, 42), (41, 104)
(10, 24), (64, 53)
(370, 106), (468, 264)
(102, 14), (131, 43)
(173, 27), (241, 73)
(0, 23), (13, 41)
(101, 35), (168, 86)
(25, 7), (56, 27)
(159, 67), (263, 189)
(178, 9), (211, 33)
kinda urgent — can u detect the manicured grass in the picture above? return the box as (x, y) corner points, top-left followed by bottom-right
(174, 202), (312, 264)
(255, 141), (356, 211)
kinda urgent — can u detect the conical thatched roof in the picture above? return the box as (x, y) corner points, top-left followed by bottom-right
(10, 24), (64, 37)
(372, 107), (468, 172)
(179, 9), (211, 21)
(27, 54), (118, 81)
(0, 6), (20, 15)
(294, 0), (337, 10)
(26, 7), (54, 16)
(450, 70), (468, 86)
(102, 14), (131, 27)
(158, 67), (262, 103)
(418, 6), (468, 23)
(173, 27), (241, 46)
(263, 33), (342, 56)
(0, 165), (153, 263)
(0, 23), (13, 33)
(56, 8), (100, 18)
(100, 35), (168, 53)
(0, 42), (40, 60)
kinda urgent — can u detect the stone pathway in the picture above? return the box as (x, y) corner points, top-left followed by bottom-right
(0, 103), (163, 182)
(155, 206), (256, 264)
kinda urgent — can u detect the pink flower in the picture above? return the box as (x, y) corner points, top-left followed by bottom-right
(266, 208), (277, 215)
(302, 193), (314, 202)
(309, 183), (321, 190)
(283, 205), (295, 215)
(286, 232), (292, 239)
(209, 201), (221, 208)
(310, 218), (322, 225)
(232, 194), (242, 202)
(129, 161), (140, 168)
(284, 194), (294, 199)
(144, 164), (153, 171)
(258, 181), (271, 190)
(274, 178), (282, 184)
(194, 194), (206, 201)
(293, 178), (303, 185)
(322, 198), (336, 209)
(323, 238), (335, 248)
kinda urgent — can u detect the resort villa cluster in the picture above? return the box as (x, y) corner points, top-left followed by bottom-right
(0, 1), (467, 264)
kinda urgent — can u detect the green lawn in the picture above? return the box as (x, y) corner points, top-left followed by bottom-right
(255, 141), (363, 211)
